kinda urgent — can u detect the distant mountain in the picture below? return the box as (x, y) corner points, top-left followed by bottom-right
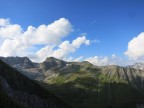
(0, 56), (94, 81)
(40, 57), (66, 70)
(0, 56), (35, 68)
(0, 59), (73, 108)
(1, 57), (144, 108)
(128, 62), (144, 70)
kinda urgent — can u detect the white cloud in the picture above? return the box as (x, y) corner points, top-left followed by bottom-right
(72, 36), (90, 47)
(64, 56), (84, 62)
(0, 19), (22, 39)
(33, 45), (54, 62)
(65, 56), (74, 62)
(85, 56), (110, 66)
(53, 36), (89, 59)
(0, 18), (91, 63)
(125, 32), (144, 60)
(74, 56), (84, 62)
(0, 18), (73, 58)
(33, 36), (90, 62)
(91, 39), (100, 44)
(85, 54), (131, 66)
(62, 54), (135, 66)
(0, 18), (10, 26)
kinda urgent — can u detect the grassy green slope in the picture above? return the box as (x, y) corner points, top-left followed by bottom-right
(40, 67), (144, 108)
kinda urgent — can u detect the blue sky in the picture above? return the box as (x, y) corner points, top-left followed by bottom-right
(0, 0), (144, 65)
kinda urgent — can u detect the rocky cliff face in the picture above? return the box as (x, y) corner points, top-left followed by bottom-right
(100, 65), (144, 91)
(0, 60), (73, 108)
(0, 56), (35, 68)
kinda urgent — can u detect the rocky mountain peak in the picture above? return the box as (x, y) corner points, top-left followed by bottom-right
(40, 57), (66, 71)
(128, 62), (144, 70)
(80, 61), (92, 65)
(0, 56), (34, 69)
(45, 57), (59, 61)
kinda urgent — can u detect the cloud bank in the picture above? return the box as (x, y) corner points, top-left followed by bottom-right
(34, 36), (90, 62)
(0, 18), (90, 62)
(84, 54), (129, 66)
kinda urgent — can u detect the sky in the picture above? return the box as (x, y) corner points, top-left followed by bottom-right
(0, 0), (144, 66)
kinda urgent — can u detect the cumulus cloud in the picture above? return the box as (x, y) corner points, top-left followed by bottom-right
(34, 36), (90, 62)
(0, 18), (91, 62)
(84, 54), (130, 66)
(74, 56), (84, 62)
(85, 56), (110, 66)
(125, 32), (144, 60)
(0, 19), (22, 39)
(63, 54), (135, 66)
(0, 18), (72, 57)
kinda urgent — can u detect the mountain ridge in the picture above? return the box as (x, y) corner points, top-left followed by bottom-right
(128, 62), (144, 70)
(0, 59), (73, 108)
(1, 56), (144, 108)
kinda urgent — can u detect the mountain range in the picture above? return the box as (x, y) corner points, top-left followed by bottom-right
(1, 56), (144, 108)
(0, 58), (73, 108)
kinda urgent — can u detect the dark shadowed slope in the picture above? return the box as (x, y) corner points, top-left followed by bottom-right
(0, 59), (73, 108)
